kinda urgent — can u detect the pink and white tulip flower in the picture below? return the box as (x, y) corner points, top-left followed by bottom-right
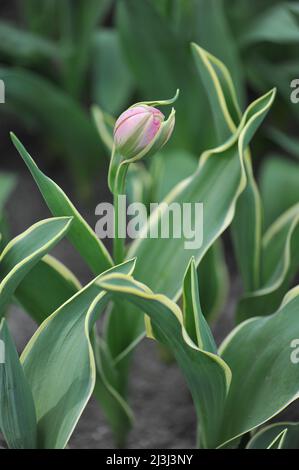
(113, 104), (175, 159)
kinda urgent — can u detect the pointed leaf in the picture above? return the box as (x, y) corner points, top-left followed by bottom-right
(20, 259), (135, 449)
(218, 287), (299, 447)
(92, 330), (134, 447)
(183, 257), (217, 353)
(237, 203), (299, 321)
(128, 88), (275, 300)
(15, 255), (81, 324)
(11, 133), (113, 274)
(0, 319), (37, 449)
(98, 272), (231, 449)
(247, 422), (299, 449)
(192, 43), (263, 291)
(0, 217), (72, 317)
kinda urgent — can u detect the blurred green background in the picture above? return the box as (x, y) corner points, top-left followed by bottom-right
(0, 0), (299, 210)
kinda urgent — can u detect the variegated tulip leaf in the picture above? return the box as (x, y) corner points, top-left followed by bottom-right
(15, 254), (81, 324)
(192, 43), (241, 144)
(247, 422), (299, 449)
(99, 274), (299, 449)
(128, 88), (275, 300)
(0, 217), (72, 318)
(194, 44), (299, 306)
(149, 149), (197, 202)
(97, 272), (231, 449)
(0, 319), (37, 449)
(191, 0), (245, 105)
(20, 259), (135, 449)
(237, 203), (299, 322)
(266, 429), (288, 449)
(192, 43), (263, 292)
(93, 298), (145, 446)
(218, 287), (299, 447)
(183, 257), (217, 353)
(92, 329), (134, 447)
(10, 133), (113, 275)
(100, 89), (274, 439)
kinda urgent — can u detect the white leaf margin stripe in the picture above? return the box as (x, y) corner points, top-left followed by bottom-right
(0, 217), (73, 300)
(97, 272), (232, 390)
(217, 286), (299, 448)
(10, 132), (114, 269)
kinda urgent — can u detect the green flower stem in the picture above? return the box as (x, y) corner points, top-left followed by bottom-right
(113, 179), (126, 265)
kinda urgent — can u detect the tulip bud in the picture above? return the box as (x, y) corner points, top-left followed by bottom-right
(114, 104), (174, 159)
(108, 90), (179, 194)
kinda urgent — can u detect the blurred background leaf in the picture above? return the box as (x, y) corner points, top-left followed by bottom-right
(92, 28), (133, 115)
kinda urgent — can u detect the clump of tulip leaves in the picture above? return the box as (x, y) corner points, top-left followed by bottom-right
(1, 42), (299, 450)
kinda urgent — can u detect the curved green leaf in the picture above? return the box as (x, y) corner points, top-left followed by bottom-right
(192, 43), (263, 292)
(97, 272), (231, 449)
(266, 429), (288, 449)
(0, 217), (72, 317)
(0, 319), (37, 449)
(150, 149), (197, 202)
(15, 254), (81, 324)
(94, 297), (145, 446)
(183, 257), (217, 353)
(189, 0), (244, 105)
(237, 203), (299, 322)
(92, 329), (135, 447)
(20, 258), (135, 449)
(191, 43), (241, 143)
(218, 287), (299, 447)
(11, 132), (113, 274)
(247, 422), (299, 449)
(100, 274), (299, 449)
